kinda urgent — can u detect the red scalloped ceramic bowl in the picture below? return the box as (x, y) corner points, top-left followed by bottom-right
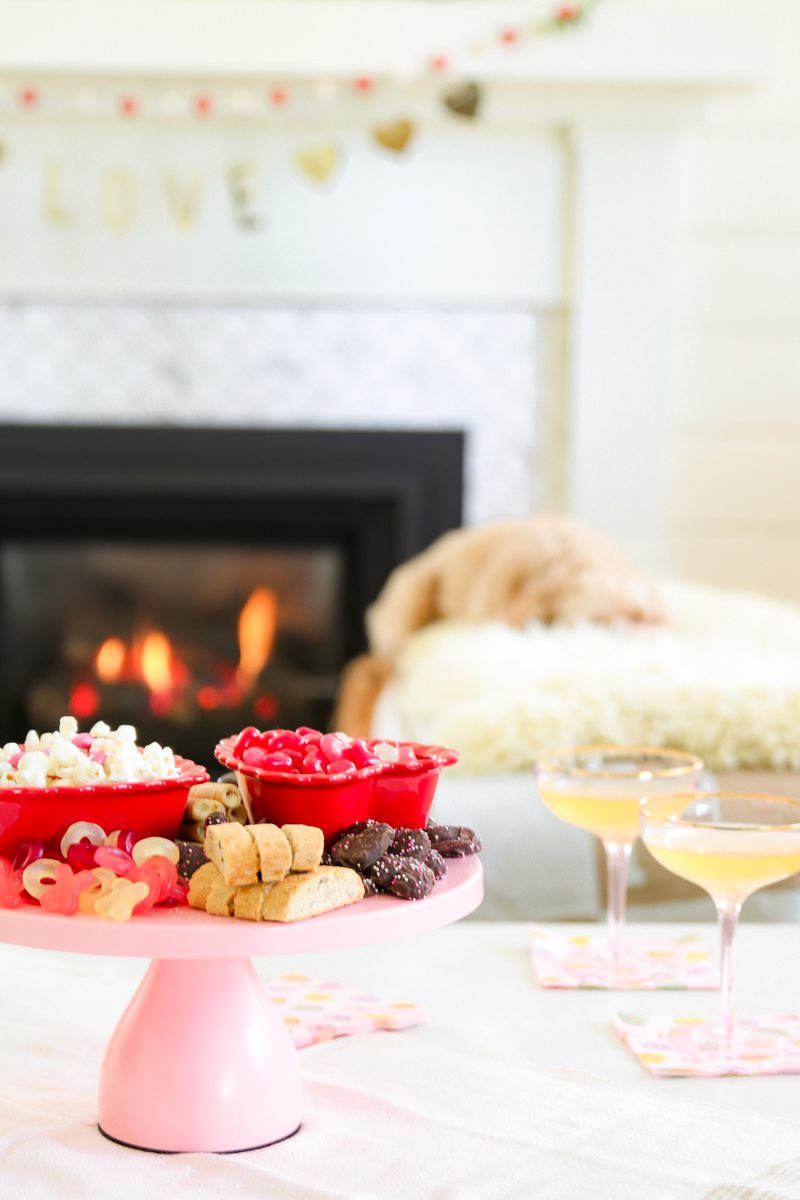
(216, 735), (458, 839)
(215, 736), (381, 841)
(367, 740), (460, 829)
(0, 755), (208, 861)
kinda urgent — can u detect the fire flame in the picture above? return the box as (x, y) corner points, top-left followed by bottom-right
(140, 631), (174, 693)
(95, 637), (126, 683)
(237, 587), (277, 687)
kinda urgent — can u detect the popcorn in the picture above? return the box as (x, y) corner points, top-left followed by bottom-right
(59, 716), (78, 739)
(0, 718), (181, 789)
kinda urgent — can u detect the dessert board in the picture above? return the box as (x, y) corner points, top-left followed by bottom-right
(0, 855), (483, 1154)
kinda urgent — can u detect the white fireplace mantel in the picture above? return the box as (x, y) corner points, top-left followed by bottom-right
(0, 0), (768, 576)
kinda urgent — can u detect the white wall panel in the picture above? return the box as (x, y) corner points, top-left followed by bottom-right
(671, 436), (800, 527)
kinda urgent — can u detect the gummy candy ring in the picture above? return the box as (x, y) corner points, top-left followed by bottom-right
(22, 858), (60, 898)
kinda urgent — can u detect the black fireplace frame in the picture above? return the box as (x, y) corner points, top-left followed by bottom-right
(0, 427), (463, 732)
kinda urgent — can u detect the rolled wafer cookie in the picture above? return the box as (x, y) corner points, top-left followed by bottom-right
(188, 781), (251, 821)
(183, 794), (227, 824)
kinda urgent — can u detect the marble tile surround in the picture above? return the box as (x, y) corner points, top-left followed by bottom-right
(0, 305), (537, 523)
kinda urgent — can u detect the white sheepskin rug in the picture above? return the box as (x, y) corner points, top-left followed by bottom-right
(389, 580), (800, 774)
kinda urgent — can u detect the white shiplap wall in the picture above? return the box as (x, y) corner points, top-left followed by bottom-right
(671, 0), (800, 602)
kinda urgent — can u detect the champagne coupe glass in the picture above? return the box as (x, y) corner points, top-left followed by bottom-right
(640, 792), (800, 1054)
(534, 747), (704, 966)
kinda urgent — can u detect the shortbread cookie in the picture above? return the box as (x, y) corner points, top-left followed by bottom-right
(281, 824), (324, 873)
(261, 866), (364, 923)
(187, 861), (222, 909)
(246, 824), (292, 882)
(204, 822), (259, 887)
(206, 879), (238, 917)
(233, 881), (273, 921)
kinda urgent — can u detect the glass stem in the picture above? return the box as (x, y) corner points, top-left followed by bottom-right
(604, 840), (633, 959)
(715, 897), (742, 1044)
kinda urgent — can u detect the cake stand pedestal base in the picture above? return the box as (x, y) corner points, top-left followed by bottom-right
(98, 957), (302, 1153)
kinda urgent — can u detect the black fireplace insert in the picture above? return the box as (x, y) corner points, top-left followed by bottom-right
(0, 426), (463, 771)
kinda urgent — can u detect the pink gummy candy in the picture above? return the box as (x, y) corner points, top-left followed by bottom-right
(8, 752), (21, 769)
(89, 751), (106, 765)
(95, 845), (135, 874)
(72, 734), (92, 750)
(125, 865), (159, 915)
(39, 863), (94, 916)
(0, 859), (24, 909)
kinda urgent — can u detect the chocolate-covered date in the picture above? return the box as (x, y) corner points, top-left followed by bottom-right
(422, 847), (447, 881)
(387, 860), (435, 901)
(330, 824), (394, 871)
(390, 828), (431, 860)
(426, 822), (482, 857)
(176, 840), (210, 880)
(368, 854), (435, 900)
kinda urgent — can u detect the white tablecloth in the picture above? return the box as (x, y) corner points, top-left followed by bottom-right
(3, 922), (800, 1198)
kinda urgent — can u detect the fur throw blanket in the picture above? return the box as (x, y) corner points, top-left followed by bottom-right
(382, 581), (800, 774)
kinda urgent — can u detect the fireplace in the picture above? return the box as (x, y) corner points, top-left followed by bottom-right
(0, 425), (463, 771)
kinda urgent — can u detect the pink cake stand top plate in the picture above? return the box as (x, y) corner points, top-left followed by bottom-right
(0, 856), (483, 959)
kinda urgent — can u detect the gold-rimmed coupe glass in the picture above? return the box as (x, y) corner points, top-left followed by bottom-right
(534, 746), (704, 964)
(640, 792), (800, 1054)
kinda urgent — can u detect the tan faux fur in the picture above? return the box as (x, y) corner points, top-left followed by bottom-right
(333, 515), (663, 737)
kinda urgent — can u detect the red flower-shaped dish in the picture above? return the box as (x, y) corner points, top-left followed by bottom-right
(216, 736), (458, 839)
(0, 755), (208, 861)
(215, 736), (381, 841)
(366, 740), (459, 829)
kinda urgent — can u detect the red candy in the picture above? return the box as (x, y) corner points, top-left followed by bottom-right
(268, 731), (304, 752)
(67, 841), (98, 872)
(233, 726), (259, 758)
(319, 733), (349, 763)
(326, 759), (357, 775)
(302, 750), (326, 775)
(348, 739), (381, 769)
(12, 840), (44, 872)
(233, 725), (390, 779)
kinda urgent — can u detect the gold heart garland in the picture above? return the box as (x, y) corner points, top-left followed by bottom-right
(296, 144), (338, 184)
(373, 119), (415, 154)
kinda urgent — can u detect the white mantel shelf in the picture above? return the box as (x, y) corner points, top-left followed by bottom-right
(0, 0), (766, 87)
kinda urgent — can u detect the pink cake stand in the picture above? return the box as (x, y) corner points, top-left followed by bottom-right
(0, 857), (483, 1154)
